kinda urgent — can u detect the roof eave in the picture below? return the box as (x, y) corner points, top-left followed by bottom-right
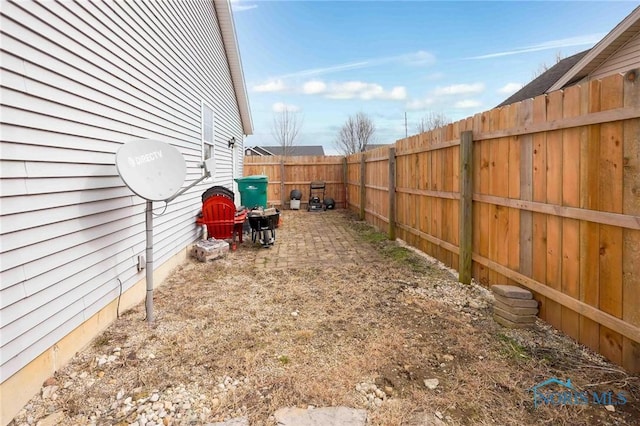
(213, 0), (253, 135)
(548, 6), (640, 92)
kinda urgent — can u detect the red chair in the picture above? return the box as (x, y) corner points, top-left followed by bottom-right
(201, 194), (236, 241)
(198, 195), (247, 250)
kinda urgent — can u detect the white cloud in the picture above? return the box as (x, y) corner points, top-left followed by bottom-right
(253, 79), (286, 93)
(230, 0), (258, 12)
(301, 80), (406, 101)
(403, 50), (436, 66)
(433, 83), (485, 96)
(454, 100), (482, 108)
(326, 81), (367, 99)
(387, 86), (408, 101)
(498, 82), (523, 94)
(405, 98), (435, 111)
(328, 81), (407, 101)
(233, 4), (257, 11)
(424, 72), (445, 81)
(302, 80), (327, 95)
(406, 82), (484, 111)
(272, 102), (300, 113)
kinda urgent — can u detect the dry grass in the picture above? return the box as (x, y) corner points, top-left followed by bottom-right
(12, 211), (640, 425)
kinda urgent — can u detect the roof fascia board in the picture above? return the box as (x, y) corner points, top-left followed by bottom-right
(213, 0), (254, 135)
(245, 147), (263, 156)
(549, 6), (640, 92)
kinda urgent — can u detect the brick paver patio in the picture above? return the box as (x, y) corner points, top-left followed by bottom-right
(241, 209), (378, 269)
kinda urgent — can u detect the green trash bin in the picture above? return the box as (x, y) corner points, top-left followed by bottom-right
(235, 175), (268, 209)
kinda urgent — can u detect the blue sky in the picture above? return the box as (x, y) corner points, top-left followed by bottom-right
(232, 1), (638, 154)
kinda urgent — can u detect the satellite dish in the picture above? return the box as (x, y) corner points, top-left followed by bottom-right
(116, 139), (186, 201)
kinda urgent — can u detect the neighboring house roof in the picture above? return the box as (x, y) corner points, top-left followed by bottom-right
(365, 144), (390, 151)
(549, 6), (640, 91)
(498, 6), (640, 108)
(496, 50), (589, 108)
(245, 146), (272, 156)
(213, 0), (253, 135)
(245, 145), (326, 156)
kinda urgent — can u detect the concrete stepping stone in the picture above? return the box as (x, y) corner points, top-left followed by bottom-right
(274, 406), (367, 425)
(491, 284), (532, 299)
(491, 285), (538, 329)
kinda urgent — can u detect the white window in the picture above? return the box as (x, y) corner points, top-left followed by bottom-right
(202, 101), (214, 161)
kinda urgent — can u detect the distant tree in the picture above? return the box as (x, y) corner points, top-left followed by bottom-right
(416, 111), (452, 134)
(532, 51), (565, 80)
(271, 109), (302, 156)
(334, 112), (376, 155)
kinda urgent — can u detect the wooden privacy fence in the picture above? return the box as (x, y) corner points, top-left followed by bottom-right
(244, 71), (640, 372)
(243, 155), (346, 209)
(345, 72), (640, 373)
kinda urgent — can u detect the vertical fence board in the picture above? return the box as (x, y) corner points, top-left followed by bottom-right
(412, 139), (421, 245)
(599, 74), (625, 365)
(580, 79), (602, 352)
(488, 112), (499, 284)
(389, 147), (396, 240)
(342, 157), (348, 208)
(622, 70), (640, 373)
(520, 99), (534, 279)
(452, 123), (462, 270)
(545, 90), (564, 331)
(532, 95), (549, 319)
(431, 147), (440, 260)
(442, 145), (452, 266)
(360, 154), (366, 220)
(478, 112), (491, 285)
(561, 85), (582, 341)
(472, 115), (483, 280)
(507, 104), (521, 284)
(280, 160), (285, 208)
(496, 108), (511, 284)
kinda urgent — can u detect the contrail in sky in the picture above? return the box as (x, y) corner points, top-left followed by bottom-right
(464, 34), (605, 60)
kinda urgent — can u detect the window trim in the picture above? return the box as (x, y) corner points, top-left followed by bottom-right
(201, 100), (215, 162)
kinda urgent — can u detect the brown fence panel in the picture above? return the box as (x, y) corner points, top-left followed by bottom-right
(363, 147), (390, 231)
(243, 155), (344, 208)
(465, 72), (640, 372)
(392, 127), (462, 269)
(345, 152), (363, 214)
(622, 71), (640, 372)
(243, 71), (640, 372)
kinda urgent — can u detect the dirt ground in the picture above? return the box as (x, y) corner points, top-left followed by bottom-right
(10, 210), (640, 425)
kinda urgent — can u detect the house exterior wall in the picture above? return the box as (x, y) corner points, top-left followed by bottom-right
(589, 31), (640, 80)
(0, 0), (244, 420)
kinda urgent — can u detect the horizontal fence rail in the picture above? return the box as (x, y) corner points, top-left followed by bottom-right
(245, 71), (640, 373)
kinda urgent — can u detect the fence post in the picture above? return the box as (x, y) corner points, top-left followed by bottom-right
(459, 131), (473, 284)
(388, 147), (396, 240)
(360, 154), (366, 220)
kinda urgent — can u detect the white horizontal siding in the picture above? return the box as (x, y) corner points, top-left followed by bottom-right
(1, 197), (134, 234)
(0, 188), (134, 215)
(0, 0), (245, 383)
(590, 32), (640, 80)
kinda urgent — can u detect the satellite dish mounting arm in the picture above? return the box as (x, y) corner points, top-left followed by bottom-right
(164, 158), (215, 203)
